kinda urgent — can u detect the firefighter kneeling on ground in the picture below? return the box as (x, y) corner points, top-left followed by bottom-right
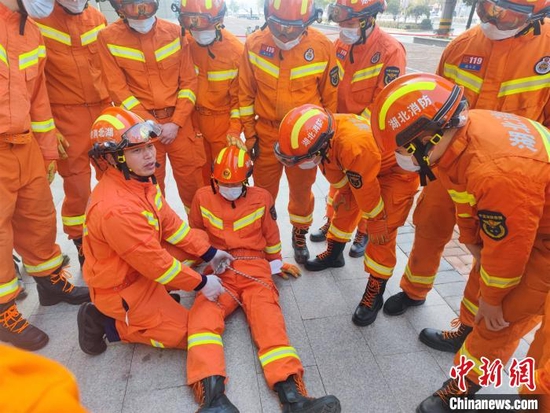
(186, 146), (341, 413)
(77, 107), (231, 355)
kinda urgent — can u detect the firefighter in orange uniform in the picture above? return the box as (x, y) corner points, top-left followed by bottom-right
(34, 0), (110, 266)
(97, 0), (205, 212)
(370, 73), (550, 413)
(276, 105), (418, 327)
(310, 0), (407, 260)
(238, 0), (339, 264)
(176, 0), (244, 184)
(0, 0), (90, 352)
(0, 344), (88, 413)
(383, 0), (550, 353)
(78, 108), (230, 355)
(187, 146), (341, 413)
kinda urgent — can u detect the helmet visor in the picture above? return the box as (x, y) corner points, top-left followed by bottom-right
(328, 4), (362, 22)
(120, 0), (158, 19)
(178, 12), (223, 30)
(122, 120), (161, 148)
(267, 16), (309, 41)
(476, 0), (532, 30)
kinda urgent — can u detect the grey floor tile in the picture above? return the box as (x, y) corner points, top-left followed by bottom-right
(433, 270), (465, 285)
(290, 273), (349, 320)
(122, 385), (192, 413)
(434, 281), (466, 298)
(405, 304), (459, 334)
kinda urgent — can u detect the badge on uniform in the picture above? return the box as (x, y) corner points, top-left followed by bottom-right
(346, 170), (363, 189)
(260, 44), (275, 58)
(477, 210), (508, 241)
(535, 56), (550, 75)
(330, 66), (339, 87)
(384, 66), (400, 85)
(336, 47), (348, 60)
(270, 205), (277, 221)
(459, 55), (484, 71)
(371, 52), (381, 64)
(304, 48), (315, 62)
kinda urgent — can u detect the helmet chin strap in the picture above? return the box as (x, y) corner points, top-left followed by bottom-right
(410, 135), (439, 186)
(16, 0), (28, 35)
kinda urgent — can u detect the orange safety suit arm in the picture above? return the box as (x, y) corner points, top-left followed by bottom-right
(262, 196), (283, 261)
(227, 55), (243, 136)
(543, 97), (550, 128)
(466, 172), (545, 306)
(238, 42), (258, 140)
(171, 37), (198, 128)
(318, 43), (338, 112)
(96, 31), (153, 122)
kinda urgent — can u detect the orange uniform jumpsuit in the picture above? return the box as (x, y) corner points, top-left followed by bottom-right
(324, 115), (418, 279)
(433, 110), (550, 387)
(0, 4), (66, 305)
(97, 18), (205, 211)
(239, 27), (338, 228)
(0, 344), (88, 413)
(187, 186), (303, 387)
(400, 23), (550, 326)
(324, 25), (406, 234)
(187, 29), (244, 183)
(35, 3), (110, 240)
(83, 168), (217, 349)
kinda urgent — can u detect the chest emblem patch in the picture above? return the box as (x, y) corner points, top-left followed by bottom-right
(371, 52), (381, 64)
(260, 44), (275, 58)
(304, 48), (315, 62)
(535, 56), (550, 75)
(459, 55), (484, 71)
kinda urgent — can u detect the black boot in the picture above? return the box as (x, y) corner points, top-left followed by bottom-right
(274, 374), (341, 413)
(73, 237), (85, 268)
(35, 256), (90, 306)
(292, 227), (310, 265)
(419, 319), (473, 353)
(309, 219), (330, 243)
(352, 276), (387, 327)
(416, 378), (480, 413)
(13, 255), (27, 300)
(348, 231), (368, 258)
(305, 239), (345, 271)
(0, 301), (49, 351)
(191, 375), (239, 413)
(383, 291), (425, 316)
(77, 302), (109, 355)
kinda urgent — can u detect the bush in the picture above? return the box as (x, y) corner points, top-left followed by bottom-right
(420, 18), (433, 30)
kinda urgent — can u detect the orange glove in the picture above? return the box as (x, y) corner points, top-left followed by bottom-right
(45, 160), (57, 184)
(245, 135), (259, 161)
(56, 132), (69, 160)
(226, 133), (246, 150)
(279, 262), (301, 279)
(366, 216), (389, 245)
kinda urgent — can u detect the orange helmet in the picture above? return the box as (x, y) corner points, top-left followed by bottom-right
(328, 0), (387, 23)
(111, 0), (159, 19)
(275, 104), (334, 167)
(264, 0), (323, 41)
(212, 146), (253, 184)
(476, 0), (549, 30)
(176, 0), (226, 30)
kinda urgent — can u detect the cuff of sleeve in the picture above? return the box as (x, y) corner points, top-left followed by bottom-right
(201, 246), (217, 262)
(269, 259), (283, 275)
(480, 287), (506, 306)
(194, 274), (207, 291)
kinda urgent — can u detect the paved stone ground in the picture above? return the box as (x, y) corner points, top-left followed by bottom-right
(11, 20), (535, 413)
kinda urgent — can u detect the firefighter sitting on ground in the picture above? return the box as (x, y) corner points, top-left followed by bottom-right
(186, 146), (342, 413)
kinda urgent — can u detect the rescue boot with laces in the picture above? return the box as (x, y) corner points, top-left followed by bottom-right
(0, 300), (49, 351)
(419, 318), (473, 353)
(77, 302), (110, 355)
(292, 227), (310, 264)
(34, 256), (90, 306)
(416, 377), (480, 413)
(352, 275), (387, 326)
(73, 237), (85, 268)
(304, 239), (345, 271)
(348, 231), (368, 258)
(383, 291), (425, 316)
(309, 219), (330, 242)
(192, 375), (239, 413)
(274, 374), (341, 413)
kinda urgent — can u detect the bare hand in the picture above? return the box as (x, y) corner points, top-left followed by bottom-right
(159, 122), (179, 145)
(474, 297), (509, 331)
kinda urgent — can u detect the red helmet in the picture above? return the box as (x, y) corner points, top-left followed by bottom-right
(275, 104), (334, 167)
(264, 0), (323, 41)
(112, 0), (159, 19)
(476, 0), (549, 30)
(177, 0), (226, 30)
(89, 107), (160, 159)
(328, 0), (387, 23)
(212, 146), (253, 184)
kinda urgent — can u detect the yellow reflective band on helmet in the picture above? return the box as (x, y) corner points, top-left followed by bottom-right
(24, 254), (64, 274)
(107, 44), (146, 62)
(364, 255), (393, 276)
(443, 63), (482, 95)
(188, 332), (223, 350)
(234, 207), (265, 231)
(19, 46), (43, 70)
(264, 242), (282, 254)
(62, 215), (86, 227)
(31, 119), (55, 133)
(458, 343), (483, 377)
(332, 175), (348, 189)
(328, 224), (353, 241)
(379, 81), (436, 131)
(259, 346), (300, 368)
(290, 62), (328, 80)
(155, 38), (181, 62)
(121, 96), (140, 111)
(81, 23), (106, 46)
(36, 23), (71, 46)
(205, 0), (212, 9)
(200, 206), (223, 230)
(291, 108), (323, 150)
(207, 69), (238, 81)
(498, 73), (550, 98)
(150, 339), (165, 348)
(480, 266), (521, 289)
(178, 89), (197, 104)
(462, 297), (478, 316)
(0, 278), (20, 298)
(289, 213), (313, 224)
(404, 264), (436, 285)
(273, 0), (281, 9)
(351, 64), (383, 83)
(155, 258), (181, 284)
(447, 189), (476, 206)
(237, 148), (246, 167)
(362, 197), (384, 219)
(248, 51), (280, 79)
(96, 114), (127, 130)
(166, 221), (190, 244)
(0, 44), (8, 67)
(181, 0), (187, 6)
(301, 0), (308, 14)
(529, 119), (550, 161)
(141, 211), (159, 231)
(216, 147), (227, 164)
(239, 105), (254, 117)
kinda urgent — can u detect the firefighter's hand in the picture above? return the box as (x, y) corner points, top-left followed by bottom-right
(159, 122), (179, 145)
(465, 243), (482, 272)
(332, 189), (352, 212)
(209, 249), (234, 274)
(56, 132), (69, 160)
(245, 135), (259, 161)
(279, 262), (301, 279)
(45, 160), (57, 184)
(201, 275), (224, 302)
(226, 133), (246, 150)
(366, 216), (389, 245)
(475, 297), (509, 332)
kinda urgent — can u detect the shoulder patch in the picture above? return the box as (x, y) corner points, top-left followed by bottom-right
(477, 210), (507, 241)
(346, 170), (363, 189)
(270, 205), (277, 221)
(330, 66), (339, 87)
(384, 66), (400, 85)
(371, 52), (381, 64)
(535, 56), (550, 75)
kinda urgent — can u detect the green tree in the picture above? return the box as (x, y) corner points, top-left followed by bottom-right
(407, 4), (431, 22)
(386, 0), (401, 21)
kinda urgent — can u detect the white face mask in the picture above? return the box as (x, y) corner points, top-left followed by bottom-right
(127, 16), (156, 34)
(272, 35), (302, 51)
(22, 0), (55, 18)
(57, 0), (88, 14)
(339, 27), (361, 45)
(480, 22), (524, 40)
(298, 159), (320, 170)
(191, 29), (217, 46)
(394, 152), (420, 172)
(219, 185), (243, 201)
